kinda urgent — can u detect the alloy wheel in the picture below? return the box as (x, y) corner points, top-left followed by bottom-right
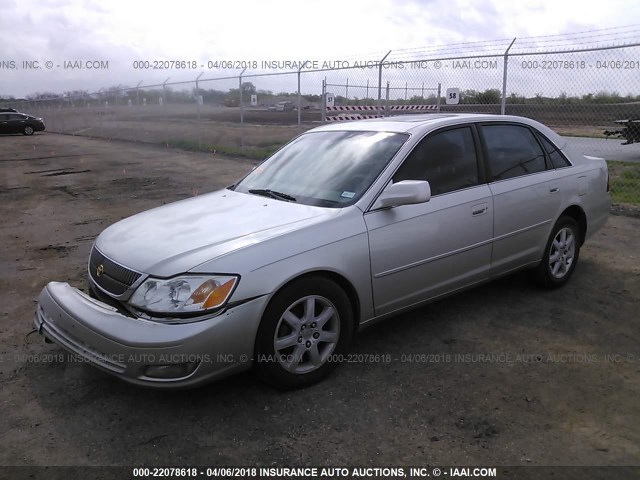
(273, 295), (340, 374)
(549, 227), (576, 279)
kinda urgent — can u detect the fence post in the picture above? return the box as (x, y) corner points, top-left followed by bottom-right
(134, 81), (142, 144)
(345, 77), (349, 105)
(195, 72), (203, 150)
(58, 98), (64, 133)
(437, 83), (441, 111)
(321, 79), (326, 123)
(501, 38), (516, 115)
(385, 81), (390, 117)
(162, 77), (170, 145)
(297, 61), (309, 128)
(239, 68), (246, 151)
(366, 79), (369, 106)
(97, 88), (104, 138)
(377, 50), (391, 116)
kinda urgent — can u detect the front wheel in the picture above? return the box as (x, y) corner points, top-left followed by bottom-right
(254, 276), (354, 389)
(23, 126), (34, 135)
(534, 216), (581, 288)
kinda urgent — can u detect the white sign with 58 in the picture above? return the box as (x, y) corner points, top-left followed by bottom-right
(446, 88), (460, 105)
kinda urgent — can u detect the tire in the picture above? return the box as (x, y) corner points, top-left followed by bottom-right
(254, 276), (354, 389)
(23, 126), (34, 136)
(534, 215), (581, 288)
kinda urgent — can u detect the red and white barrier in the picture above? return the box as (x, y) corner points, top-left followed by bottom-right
(388, 104), (439, 111)
(326, 106), (381, 111)
(326, 104), (439, 112)
(325, 103), (439, 121)
(325, 115), (383, 121)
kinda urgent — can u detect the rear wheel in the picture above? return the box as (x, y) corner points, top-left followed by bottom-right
(254, 276), (354, 389)
(23, 125), (34, 136)
(534, 216), (581, 288)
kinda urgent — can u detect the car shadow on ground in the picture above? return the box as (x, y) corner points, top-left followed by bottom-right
(0, 133), (39, 136)
(25, 270), (537, 403)
(19, 254), (638, 465)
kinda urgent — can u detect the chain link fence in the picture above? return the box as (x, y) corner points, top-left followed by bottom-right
(2, 41), (639, 206)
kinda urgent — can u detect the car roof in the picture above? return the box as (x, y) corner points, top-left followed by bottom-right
(312, 113), (567, 148)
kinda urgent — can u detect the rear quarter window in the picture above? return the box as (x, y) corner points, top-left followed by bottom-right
(538, 134), (572, 169)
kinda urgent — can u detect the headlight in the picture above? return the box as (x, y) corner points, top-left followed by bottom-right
(129, 275), (239, 317)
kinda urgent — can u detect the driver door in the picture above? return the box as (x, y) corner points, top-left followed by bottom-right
(365, 125), (494, 316)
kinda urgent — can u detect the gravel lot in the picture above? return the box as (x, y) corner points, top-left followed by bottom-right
(1, 133), (639, 469)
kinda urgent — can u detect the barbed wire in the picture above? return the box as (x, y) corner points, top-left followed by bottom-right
(3, 29), (640, 103)
(329, 24), (640, 63)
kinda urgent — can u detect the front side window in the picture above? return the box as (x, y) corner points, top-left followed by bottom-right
(482, 124), (547, 181)
(393, 126), (480, 196)
(233, 131), (409, 207)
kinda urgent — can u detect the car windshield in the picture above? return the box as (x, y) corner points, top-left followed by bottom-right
(233, 130), (409, 207)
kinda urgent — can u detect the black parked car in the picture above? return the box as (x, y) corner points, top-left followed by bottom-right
(0, 112), (45, 135)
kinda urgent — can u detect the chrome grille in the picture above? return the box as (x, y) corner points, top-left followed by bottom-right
(89, 246), (141, 296)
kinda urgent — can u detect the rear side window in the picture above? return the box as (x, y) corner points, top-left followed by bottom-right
(393, 126), (479, 196)
(482, 124), (547, 181)
(539, 135), (571, 169)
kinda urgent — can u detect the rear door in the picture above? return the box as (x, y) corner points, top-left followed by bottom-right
(0, 114), (10, 133)
(478, 123), (563, 276)
(365, 125), (494, 315)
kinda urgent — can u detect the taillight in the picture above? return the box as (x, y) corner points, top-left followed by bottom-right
(606, 169), (610, 192)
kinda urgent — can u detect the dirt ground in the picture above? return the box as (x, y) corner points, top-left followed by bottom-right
(29, 104), (311, 153)
(1, 133), (640, 469)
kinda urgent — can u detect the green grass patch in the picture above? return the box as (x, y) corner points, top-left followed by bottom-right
(166, 139), (281, 159)
(607, 161), (640, 205)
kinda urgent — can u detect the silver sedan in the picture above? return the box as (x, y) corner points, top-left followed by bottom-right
(34, 114), (610, 389)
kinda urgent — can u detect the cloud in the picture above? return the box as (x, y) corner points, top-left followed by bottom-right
(0, 0), (639, 98)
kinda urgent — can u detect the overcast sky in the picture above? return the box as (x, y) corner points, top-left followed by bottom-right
(1, 0), (639, 98)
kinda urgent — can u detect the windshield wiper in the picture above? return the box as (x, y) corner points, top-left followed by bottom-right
(248, 189), (297, 202)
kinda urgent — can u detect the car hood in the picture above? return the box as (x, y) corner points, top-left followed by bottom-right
(95, 189), (339, 276)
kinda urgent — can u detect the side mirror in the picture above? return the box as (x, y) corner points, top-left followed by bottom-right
(372, 180), (431, 209)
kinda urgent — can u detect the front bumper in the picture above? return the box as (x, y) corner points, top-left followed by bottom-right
(34, 282), (268, 388)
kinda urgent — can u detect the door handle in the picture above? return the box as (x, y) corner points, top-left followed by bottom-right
(549, 187), (559, 193)
(472, 203), (488, 216)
